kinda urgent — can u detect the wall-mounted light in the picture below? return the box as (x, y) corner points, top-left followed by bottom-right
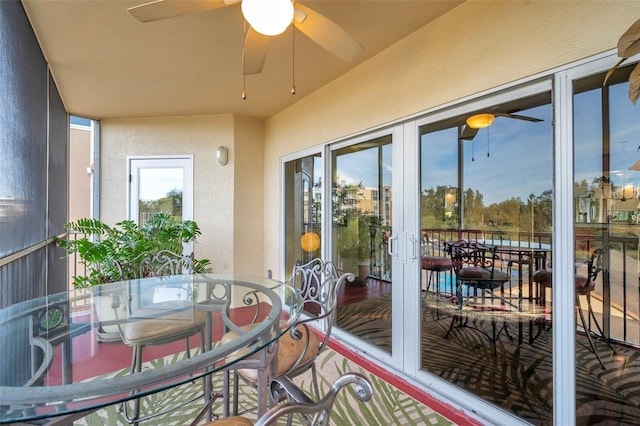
(216, 146), (228, 166)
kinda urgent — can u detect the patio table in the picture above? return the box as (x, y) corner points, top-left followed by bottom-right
(0, 273), (302, 424)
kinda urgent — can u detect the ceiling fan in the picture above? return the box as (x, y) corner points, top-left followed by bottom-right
(127, 0), (364, 75)
(460, 111), (543, 141)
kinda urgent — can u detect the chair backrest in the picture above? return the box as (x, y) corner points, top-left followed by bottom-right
(585, 245), (609, 290)
(421, 232), (447, 257)
(258, 372), (373, 426)
(446, 240), (498, 274)
(114, 250), (194, 280)
(289, 258), (355, 359)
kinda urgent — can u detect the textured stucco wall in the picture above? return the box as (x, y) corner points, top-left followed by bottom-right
(262, 0), (639, 278)
(100, 114), (237, 273)
(232, 115), (265, 276)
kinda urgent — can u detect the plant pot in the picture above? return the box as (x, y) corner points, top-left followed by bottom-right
(357, 262), (370, 284)
(92, 293), (122, 343)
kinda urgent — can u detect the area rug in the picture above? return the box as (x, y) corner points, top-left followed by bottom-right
(336, 293), (640, 426)
(77, 347), (455, 425)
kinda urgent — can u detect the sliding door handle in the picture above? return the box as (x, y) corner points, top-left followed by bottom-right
(388, 235), (399, 258)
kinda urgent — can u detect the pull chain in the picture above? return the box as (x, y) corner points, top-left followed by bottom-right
(242, 74), (247, 100)
(486, 126), (490, 157)
(472, 139), (475, 162)
(242, 20), (247, 100)
(291, 24), (296, 95)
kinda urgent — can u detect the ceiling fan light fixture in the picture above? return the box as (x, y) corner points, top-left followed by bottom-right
(466, 113), (495, 129)
(242, 0), (294, 36)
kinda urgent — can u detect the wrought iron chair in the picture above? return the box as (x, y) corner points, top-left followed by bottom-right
(441, 240), (513, 353)
(533, 245), (615, 368)
(224, 258), (355, 416)
(111, 250), (207, 424)
(196, 372), (373, 426)
(447, 240), (510, 308)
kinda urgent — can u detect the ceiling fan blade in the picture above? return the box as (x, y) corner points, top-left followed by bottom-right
(127, 0), (238, 23)
(243, 27), (269, 75)
(493, 112), (543, 122)
(461, 125), (479, 141)
(293, 3), (363, 62)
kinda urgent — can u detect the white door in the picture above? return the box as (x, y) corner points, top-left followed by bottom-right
(128, 156), (194, 250)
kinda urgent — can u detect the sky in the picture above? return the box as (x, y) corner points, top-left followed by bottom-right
(138, 168), (183, 201)
(330, 81), (640, 208)
(333, 103), (553, 206)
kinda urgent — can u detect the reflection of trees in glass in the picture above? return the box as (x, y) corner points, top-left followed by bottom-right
(332, 180), (364, 226)
(422, 186), (552, 232)
(332, 182), (386, 279)
(333, 180), (365, 257)
(312, 176), (322, 228)
(421, 185), (459, 228)
(139, 188), (183, 223)
(463, 189), (484, 227)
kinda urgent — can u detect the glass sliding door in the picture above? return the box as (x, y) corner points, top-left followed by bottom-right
(332, 134), (393, 353)
(278, 58), (640, 424)
(573, 63), (640, 423)
(283, 153), (323, 279)
(418, 87), (553, 423)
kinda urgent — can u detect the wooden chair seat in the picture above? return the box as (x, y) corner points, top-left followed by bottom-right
(421, 256), (452, 272)
(121, 310), (207, 345)
(222, 324), (319, 382)
(532, 268), (594, 300)
(458, 265), (510, 288)
(574, 273), (593, 294)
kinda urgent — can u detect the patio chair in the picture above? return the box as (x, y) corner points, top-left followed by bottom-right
(112, 250), (207, 424)
(447, 240), (510, 308)
(533, 245), (615, 368)
(195, 372), (373, 426)
(421, 233), (452, 293)
(442, 240), (513, 353)
(224, 258), (355, 416)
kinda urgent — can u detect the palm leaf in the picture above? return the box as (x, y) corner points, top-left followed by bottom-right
(629, 62), (640, 105)
(604, 18), (640, 106)
(617, 18), (640, 58)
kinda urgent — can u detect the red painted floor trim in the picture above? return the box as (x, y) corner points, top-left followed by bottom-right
(326, 337), (482, 426)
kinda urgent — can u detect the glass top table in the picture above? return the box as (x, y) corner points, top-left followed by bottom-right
(0, 273), (302, 424)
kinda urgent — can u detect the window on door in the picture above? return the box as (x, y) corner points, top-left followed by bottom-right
(128, 156), (193, 225)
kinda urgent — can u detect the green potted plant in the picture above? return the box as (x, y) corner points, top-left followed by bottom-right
(56, 211), (211, 288)
(56, 211), (211, 341)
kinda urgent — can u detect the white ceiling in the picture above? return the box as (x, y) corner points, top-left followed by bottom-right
(22, 0), (461, 120)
